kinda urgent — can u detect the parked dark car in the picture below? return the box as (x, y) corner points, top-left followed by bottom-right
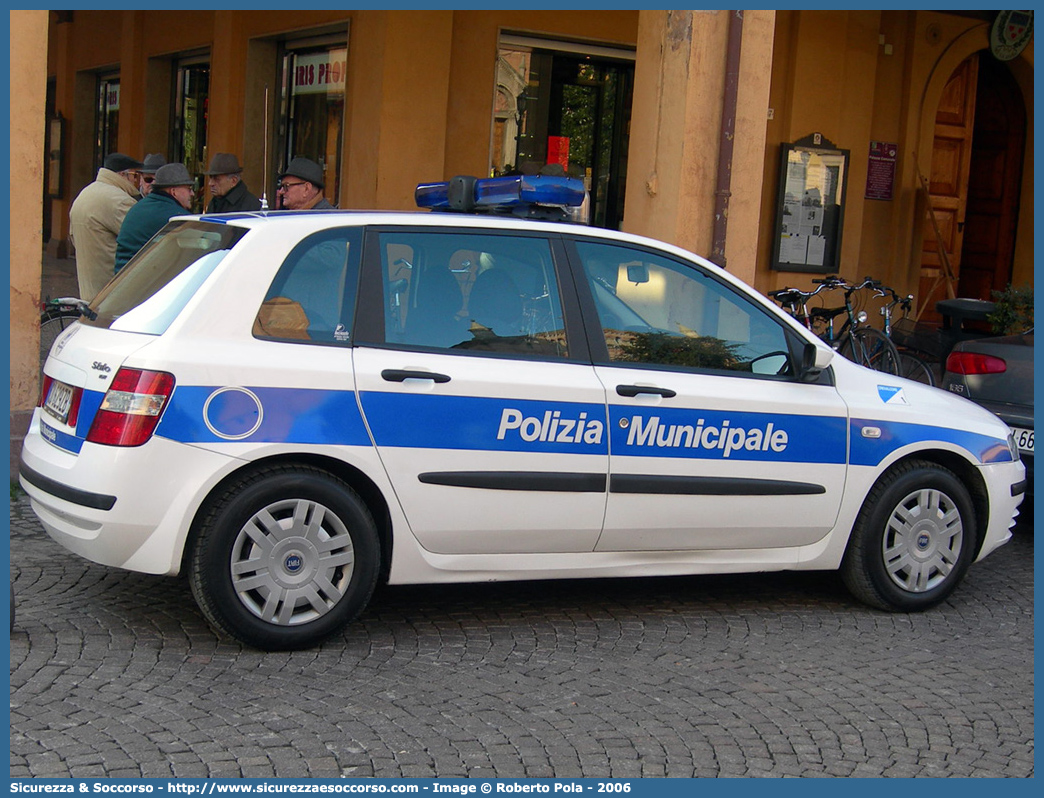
(942, 330), (1033, 495)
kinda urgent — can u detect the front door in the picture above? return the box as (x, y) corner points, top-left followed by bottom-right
(354, 227), (609, 555)
(568, 238), (849, 552)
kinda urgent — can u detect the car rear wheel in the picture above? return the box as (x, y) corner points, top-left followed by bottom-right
(842, 460), (977, 611)
(189, 466), (380, 650)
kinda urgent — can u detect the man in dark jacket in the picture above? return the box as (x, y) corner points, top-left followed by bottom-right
(277, 157), (336, 210)
(114, 163), (196, 273)
(204, 153), (262, 213)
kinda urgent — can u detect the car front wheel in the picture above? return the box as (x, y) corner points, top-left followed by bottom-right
(842, 460), (977, 611)
(189, 466), (380, 650)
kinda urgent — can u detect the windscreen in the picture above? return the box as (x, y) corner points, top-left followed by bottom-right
(85, 220), (248, 334)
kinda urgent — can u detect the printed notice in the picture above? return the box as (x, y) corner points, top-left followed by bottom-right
(866, 141), (897, 200)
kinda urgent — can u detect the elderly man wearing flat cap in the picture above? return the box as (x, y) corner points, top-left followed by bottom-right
(277, 156), (336, 210)
(69, 152), (144, 300)
(114, 163), (197, 273)
(204, 152), (261, 213)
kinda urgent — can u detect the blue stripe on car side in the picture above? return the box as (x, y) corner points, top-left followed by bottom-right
(359, 392), (611, 455)
(58, 383), (1010, 469)
(850, 418), (1013, 466)
(155, 386), (371, 445)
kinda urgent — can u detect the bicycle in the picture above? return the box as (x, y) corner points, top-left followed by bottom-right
(40, 296), (88, 374)
(877, 286), (937, 386)
(770, 276), (900, 375)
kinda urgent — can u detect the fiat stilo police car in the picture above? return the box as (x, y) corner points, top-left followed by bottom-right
(20, 175), (1026, 650)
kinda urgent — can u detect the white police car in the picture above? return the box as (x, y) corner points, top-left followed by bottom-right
(21, 175), (1026, 650)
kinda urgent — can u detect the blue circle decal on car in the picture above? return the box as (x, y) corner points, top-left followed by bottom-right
(203, 387), (264, 440)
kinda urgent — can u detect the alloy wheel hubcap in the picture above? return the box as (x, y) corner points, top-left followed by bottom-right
(230, 498), (355, 625)
(882, 488), (963, 593)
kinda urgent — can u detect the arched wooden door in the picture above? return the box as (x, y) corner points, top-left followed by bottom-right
(918, 55), (978, 321)
(957, 55), (1026, 299)
(919, 52), (1027, 319)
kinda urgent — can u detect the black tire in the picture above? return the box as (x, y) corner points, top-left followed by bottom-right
(40, 309), (80, 374)
(839, 327), (900, 375)
(189, 466), (380, 650)
(842, 459), (977, 611)
(896, 350), (937, 386)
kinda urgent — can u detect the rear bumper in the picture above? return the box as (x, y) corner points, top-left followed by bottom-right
(19, 410), (238, 575)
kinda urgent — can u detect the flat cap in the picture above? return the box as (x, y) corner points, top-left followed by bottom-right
(103, 153), (144, 173)
(204, 152), (244, 175)
(279, 156), (324, 188)
(141, 153), (167, 174)
(151, 162), (195, 188)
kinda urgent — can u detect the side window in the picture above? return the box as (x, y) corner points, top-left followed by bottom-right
(576, 240), (793, 376)
(253, 228), (361, 344)
(381, 231), (569, 359)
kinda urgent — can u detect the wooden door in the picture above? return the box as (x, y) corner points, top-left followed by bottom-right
(918, 54), (978, 323)
(957, 56), (1026, 300)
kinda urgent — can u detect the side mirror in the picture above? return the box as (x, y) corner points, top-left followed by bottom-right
(799, 342), (833, 381)
(626, 263), (650, 284)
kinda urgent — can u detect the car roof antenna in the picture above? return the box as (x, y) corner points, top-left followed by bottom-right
(259, 85), (270, 210)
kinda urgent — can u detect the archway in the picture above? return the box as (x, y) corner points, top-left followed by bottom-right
(917, 49), (1028, 320)
(957, 54), (1026, 299)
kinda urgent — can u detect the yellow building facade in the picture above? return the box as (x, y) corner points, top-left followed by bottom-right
(9, 9), (1034, 463)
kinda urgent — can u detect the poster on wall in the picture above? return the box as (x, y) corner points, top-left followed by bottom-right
(865, 141), (897, 201)
(771, 134), (849, 273)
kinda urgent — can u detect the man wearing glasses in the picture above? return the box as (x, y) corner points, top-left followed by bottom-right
(139, 153), (167, 197)
(277, 157), (336, 210)
(68, 152), (144, 301)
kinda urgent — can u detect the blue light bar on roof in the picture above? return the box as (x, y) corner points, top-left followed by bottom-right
(416, 174), (586, 211)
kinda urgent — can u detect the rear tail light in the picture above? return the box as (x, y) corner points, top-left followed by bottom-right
(945, 351), (1007, 376)
(86, 368), (175, 446)
(38, 375), (52, 406)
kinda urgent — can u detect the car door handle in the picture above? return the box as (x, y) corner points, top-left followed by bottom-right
(381, 369), (451, 384)
(616, 384), (677, 398)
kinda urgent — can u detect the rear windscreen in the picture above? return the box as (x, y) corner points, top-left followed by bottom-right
(85, 220), (248, 334)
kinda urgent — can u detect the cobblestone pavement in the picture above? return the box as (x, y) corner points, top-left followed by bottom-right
(9, 493), (1033, 779)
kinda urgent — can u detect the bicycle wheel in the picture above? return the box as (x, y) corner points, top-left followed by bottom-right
(896, 350), (936, 386)
(839, 327), (900, 375)
(40, 309), (81, 373)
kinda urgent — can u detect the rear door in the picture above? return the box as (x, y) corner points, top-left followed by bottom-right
(353, 227), (609, 555)
(567, 237), (850, 553)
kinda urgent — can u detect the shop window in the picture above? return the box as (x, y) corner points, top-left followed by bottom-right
(171, 56), (210, 213)
(491, 35), (634, 230)
(95, 73), (120, 172)
(277, 34), (347, 208)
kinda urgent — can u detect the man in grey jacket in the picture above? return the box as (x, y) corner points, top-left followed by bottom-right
(204, 153), (261, 213)
(68, 152), (143, 301)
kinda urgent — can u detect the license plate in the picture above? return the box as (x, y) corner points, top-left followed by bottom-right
(43, 380), (74, 425)
(1011, 426), (1034, 454)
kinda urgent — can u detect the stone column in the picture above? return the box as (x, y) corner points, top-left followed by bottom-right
(344, 10), (453, 210)
(10, 10), (48, 478)
(624, 9), (774, 284)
